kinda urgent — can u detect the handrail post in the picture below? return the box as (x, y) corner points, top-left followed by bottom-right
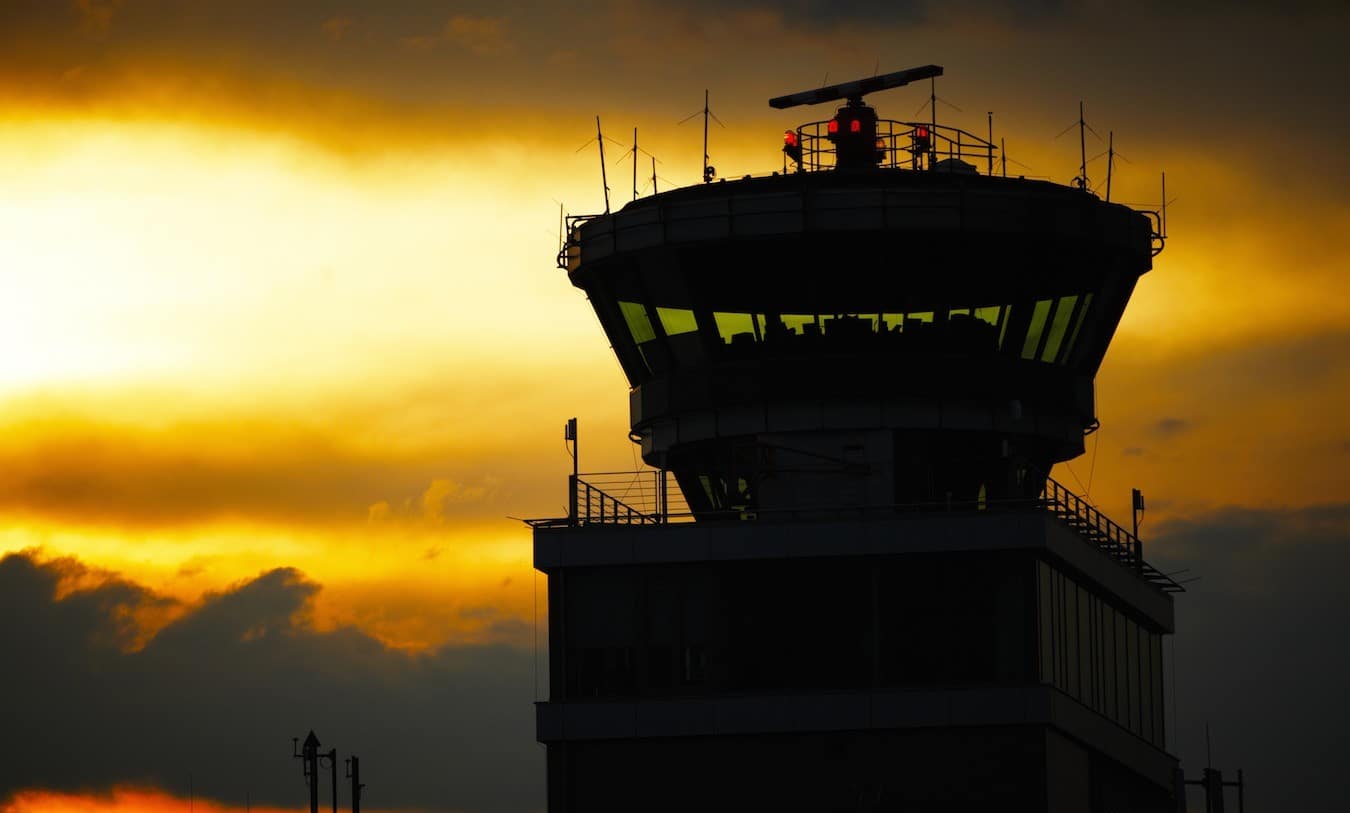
(568, 474), (578, 526)
(659, 469), (668, 523)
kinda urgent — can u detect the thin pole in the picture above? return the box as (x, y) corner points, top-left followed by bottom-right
(929, 78), (937, 168)
(987, 111), (994, 176)
(1161, 171), (1168, 237)
(329, 748), (337, 813)
(930, 78), (937, 132)
(595, 116), (610, 213)
(1078, 101), (1088, 190)
(351, 756), (362, 813)
(304, 736), (319, 813)
(651, 156), (658, 195)
(1001, 138), (1007, 177)
(632, 127), (638, 201)
(703, 89), (710, 183)
(1106, 131), (1115, 202)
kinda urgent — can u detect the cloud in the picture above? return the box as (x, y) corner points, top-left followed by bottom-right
(1152, 417), (1191, 437)
(0, 551), (541, 812)
(0, 409), (532, 530)
(320, 15), (354, 41)
(1149, 504), (1350, 810)
(445, 15), (512, 55)
(75, 0), (125, 37)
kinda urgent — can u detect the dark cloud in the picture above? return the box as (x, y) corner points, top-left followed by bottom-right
(0, 552), (541, 812)
(1152, 417), (1191, 437)
(1150, 504), (1350, 810)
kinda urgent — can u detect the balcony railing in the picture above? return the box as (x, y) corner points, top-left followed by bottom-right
(526, 470), (1182, 593)
(792, 118), (997, 174)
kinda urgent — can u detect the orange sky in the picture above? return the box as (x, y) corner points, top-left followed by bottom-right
(2, 2), (1348, 811)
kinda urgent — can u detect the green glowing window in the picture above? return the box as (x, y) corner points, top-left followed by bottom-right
(1061, 293), (1094, 363)
(906, 311), (934, 325)
(1040, 295), (1079, 362)
(714, 312), (757, 343)
(881, 313), (904, 332)
(974, 306), (1002, 328)
(780, 314), (818, 335)
(656, 307), (698, 336)
(619, 301), (656, 344)
(1021, 299), (1053, 359)
(949, 307), (971, 318)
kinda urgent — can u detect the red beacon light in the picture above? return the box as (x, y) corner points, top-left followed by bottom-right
(850, 119), (862, 133)
(827, 119), (840, 134)
(782, 129), (803, 165)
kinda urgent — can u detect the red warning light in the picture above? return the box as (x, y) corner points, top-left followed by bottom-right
(850, 119), (861, 133)
(827, 119), (840, 134)
(784, 130), (799, 147)
(915, 125), (930, 140)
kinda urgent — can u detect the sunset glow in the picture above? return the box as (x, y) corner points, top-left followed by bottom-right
(3, 2), (1347, 811)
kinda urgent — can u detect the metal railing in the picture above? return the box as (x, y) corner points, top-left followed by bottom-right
(793, 119), (997, 175)
(527, 470), (1182, 593)
(562, 470), (689, 526)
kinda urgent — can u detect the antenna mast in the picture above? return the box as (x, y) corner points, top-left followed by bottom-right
(987, 111), (994, 176)
(632, 127), (639, 201)
(1078, 101), (1088, 190)
(1106, 131), (1115, 203)
(651, 155), (658, 195)
(703, 90), (710, 183)
(1161, 171), (1168, 237)
(680, 90), (722, 183)
(595, 116), (611, 213)
(930, 78), (938, 134)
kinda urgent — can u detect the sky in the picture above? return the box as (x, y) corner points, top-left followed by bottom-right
(0, 1), (1347, 811)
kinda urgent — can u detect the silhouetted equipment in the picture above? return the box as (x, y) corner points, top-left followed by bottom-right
(345, 756), (365, 813)
(1183, 767), (1245, 812)
(768, 64), (943, 109)
(293, 732), (321, 813)
(536, 66), (1181, 813)
(1133, 487), (1146, 538)
(1057, 101), (1102, 190)
(594, 117), (610, 213)
(679, 89), (723, 184)
(782, 129), (802, 165)
(292, 732), (342, 813)
(327, 748), (337, 813)
(564, 417), (578, 521)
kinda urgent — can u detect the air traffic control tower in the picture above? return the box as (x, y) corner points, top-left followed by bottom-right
(529, 66), (1184, 812)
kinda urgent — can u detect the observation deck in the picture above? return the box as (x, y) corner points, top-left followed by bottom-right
(526, 469), (1183, 595)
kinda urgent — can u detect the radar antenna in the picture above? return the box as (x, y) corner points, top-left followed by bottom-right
(768, 64), (943, 109)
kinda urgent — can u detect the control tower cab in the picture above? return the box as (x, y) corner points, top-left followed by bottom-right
(563, 65), (1160, 520)
(535, 66), (1179, 813)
